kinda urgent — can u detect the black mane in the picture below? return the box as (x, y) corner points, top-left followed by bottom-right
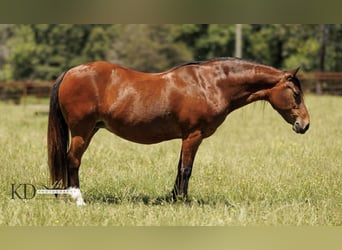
(170, 60), (203, 70)
(169, 57), (259, 71)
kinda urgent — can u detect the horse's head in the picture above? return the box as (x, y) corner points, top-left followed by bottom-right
(268, 68), (310, 134)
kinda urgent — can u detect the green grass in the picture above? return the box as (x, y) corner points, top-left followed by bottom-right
(0, 95), (341, 225)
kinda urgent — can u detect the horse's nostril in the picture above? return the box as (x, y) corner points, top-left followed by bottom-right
(305, 123), (310, 131)
(293, 120), (309, 134)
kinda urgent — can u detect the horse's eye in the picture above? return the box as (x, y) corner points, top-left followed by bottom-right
(292, 90), (301, 104)
(293, 90), (300, 98)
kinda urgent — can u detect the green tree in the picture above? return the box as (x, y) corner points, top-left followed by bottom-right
(325, 24), (342, 72)
(3, 24), (116, 80)
(107, 24), (192, 72)
(244, 24), (323, 71)
(83, 25), (117, 62)
(281, 25), (321, 71)
(176, 24), (235, 60)
(2, 24), (342, 82)
(244, 24), (284, 67)
(2, 25), (36, 80)
(0, 24), (12, 80)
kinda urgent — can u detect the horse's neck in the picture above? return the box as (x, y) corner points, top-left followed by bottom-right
(223, 64), (282, 111)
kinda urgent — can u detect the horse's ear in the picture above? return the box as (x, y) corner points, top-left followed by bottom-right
(285, 67), (300, 81)
(290, 67), (300, 77)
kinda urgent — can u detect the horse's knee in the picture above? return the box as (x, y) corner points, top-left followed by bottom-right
(68, 136), (87, 167)
(67, 153), (80, 168)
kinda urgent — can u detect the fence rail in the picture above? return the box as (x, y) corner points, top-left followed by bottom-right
(0, 81), (53, 104)
(300, 72), (342, 95)
(0, 72), (341, 104)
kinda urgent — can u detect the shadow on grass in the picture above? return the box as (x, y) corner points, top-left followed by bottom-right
(83, 191), (235, 207)
(84, 191), (175, 205)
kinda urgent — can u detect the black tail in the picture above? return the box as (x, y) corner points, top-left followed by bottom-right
(47, 72), (69, 188)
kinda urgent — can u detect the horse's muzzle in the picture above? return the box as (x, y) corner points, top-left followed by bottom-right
(293, 120), (310, 134)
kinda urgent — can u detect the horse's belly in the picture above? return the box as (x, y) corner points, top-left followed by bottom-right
(104, 118), (182, 144)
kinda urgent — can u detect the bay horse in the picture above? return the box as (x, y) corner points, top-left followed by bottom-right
(47, 57), (310, 206)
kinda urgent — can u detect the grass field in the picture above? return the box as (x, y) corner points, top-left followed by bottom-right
(0, 95), (341, 226)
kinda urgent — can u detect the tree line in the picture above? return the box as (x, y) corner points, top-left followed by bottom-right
(0, 24), (341, 81)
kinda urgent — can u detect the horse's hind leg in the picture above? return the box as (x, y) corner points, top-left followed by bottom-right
(67, 126), (98, 206)
(172, 130), (203, 201)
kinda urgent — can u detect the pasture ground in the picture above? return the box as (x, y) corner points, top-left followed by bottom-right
(0, 95), (341, 225)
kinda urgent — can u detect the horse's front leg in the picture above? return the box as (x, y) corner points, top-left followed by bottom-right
(172, 130), (203, 201)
